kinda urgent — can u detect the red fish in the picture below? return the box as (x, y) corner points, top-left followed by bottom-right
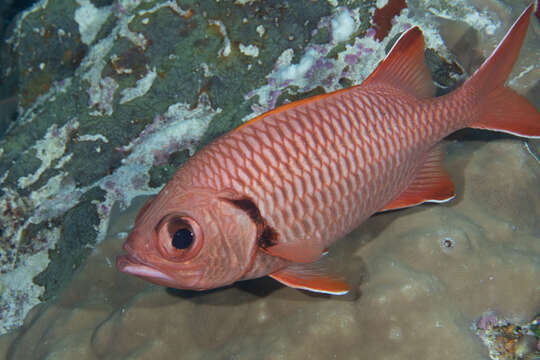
(117, 4), (540, 295)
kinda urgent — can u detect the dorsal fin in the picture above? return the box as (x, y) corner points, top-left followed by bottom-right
(362, 26), (435, 98)
(380, 145), (454, 211)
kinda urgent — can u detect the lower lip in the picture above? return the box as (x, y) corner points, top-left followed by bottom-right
(116, 254), (141, 272)
(116, 254), (175, 283)
(116, 255), (202, 289)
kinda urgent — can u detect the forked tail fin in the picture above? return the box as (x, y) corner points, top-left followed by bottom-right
(464, 3), (540, 138)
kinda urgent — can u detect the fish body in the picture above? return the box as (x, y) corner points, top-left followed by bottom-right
(118, 4), (540, 294)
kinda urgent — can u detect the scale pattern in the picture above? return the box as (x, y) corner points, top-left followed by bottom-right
(180, 85), (467, 256)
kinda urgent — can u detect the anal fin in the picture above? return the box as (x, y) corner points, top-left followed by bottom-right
(269, 260), (350, 295)
(380, 146), (455, 212)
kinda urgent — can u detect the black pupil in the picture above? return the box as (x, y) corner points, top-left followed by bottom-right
(172, 228), (193, 249)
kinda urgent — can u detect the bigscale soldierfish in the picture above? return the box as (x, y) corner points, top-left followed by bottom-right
(117, 4), (540, 295)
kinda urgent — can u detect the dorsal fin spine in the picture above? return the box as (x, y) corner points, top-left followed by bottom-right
(362, 26), (435, 98)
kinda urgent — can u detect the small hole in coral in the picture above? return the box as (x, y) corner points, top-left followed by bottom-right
(441, 237), (455, 249)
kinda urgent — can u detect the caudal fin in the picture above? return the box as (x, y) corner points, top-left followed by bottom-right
(465, 4), (540, 138)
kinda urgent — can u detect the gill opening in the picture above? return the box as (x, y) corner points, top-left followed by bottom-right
(220, 197), (279, 249)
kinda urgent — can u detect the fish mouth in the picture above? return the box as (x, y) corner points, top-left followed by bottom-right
(116, 254), (177, 285)
(116, 244), (202, 288)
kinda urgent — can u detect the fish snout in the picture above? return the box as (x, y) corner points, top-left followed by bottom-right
(124, 228), (147, 251)
(122, 241), (135, 255)
(120, 232), (146, 266)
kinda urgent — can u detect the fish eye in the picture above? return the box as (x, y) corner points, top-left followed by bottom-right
(172, 228), (193, 249)
(156, 215), (203, 261)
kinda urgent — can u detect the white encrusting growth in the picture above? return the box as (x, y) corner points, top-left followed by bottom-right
(376, 0), (389, 8)
(209, 19), (231, 57)
(331, 8), (356, 42)
(234, 0), (256, 5)
(256, 25), (265, 37)
(119, 67), (158, 104)
(239, 44), (260, 57)
(77, 134), (109, 143)
(124, 98), (220, 164)
(137, 0), (191, 17)
(81, 0), (168, 116)
(88, 77), (119, 116)
(29, 173), (84, 223)
(0, 232), (59, 334)
(81, 17), (124, 116)
(274, 48), (319, 83)
(17, 118), (79, 189)
(74, 0), (112, 45)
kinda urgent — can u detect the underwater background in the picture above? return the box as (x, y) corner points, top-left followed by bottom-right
(0, 0), (539, 358)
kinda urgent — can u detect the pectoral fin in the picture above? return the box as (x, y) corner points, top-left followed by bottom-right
(263, 241), (324, 263)
(223, 196), (325, 263)
(269, 260), (350, 295)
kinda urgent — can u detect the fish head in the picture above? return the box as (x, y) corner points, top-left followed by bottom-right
(117, 186), (259, 290)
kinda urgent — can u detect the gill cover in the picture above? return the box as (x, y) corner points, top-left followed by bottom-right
(167, 192), (261, 288)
